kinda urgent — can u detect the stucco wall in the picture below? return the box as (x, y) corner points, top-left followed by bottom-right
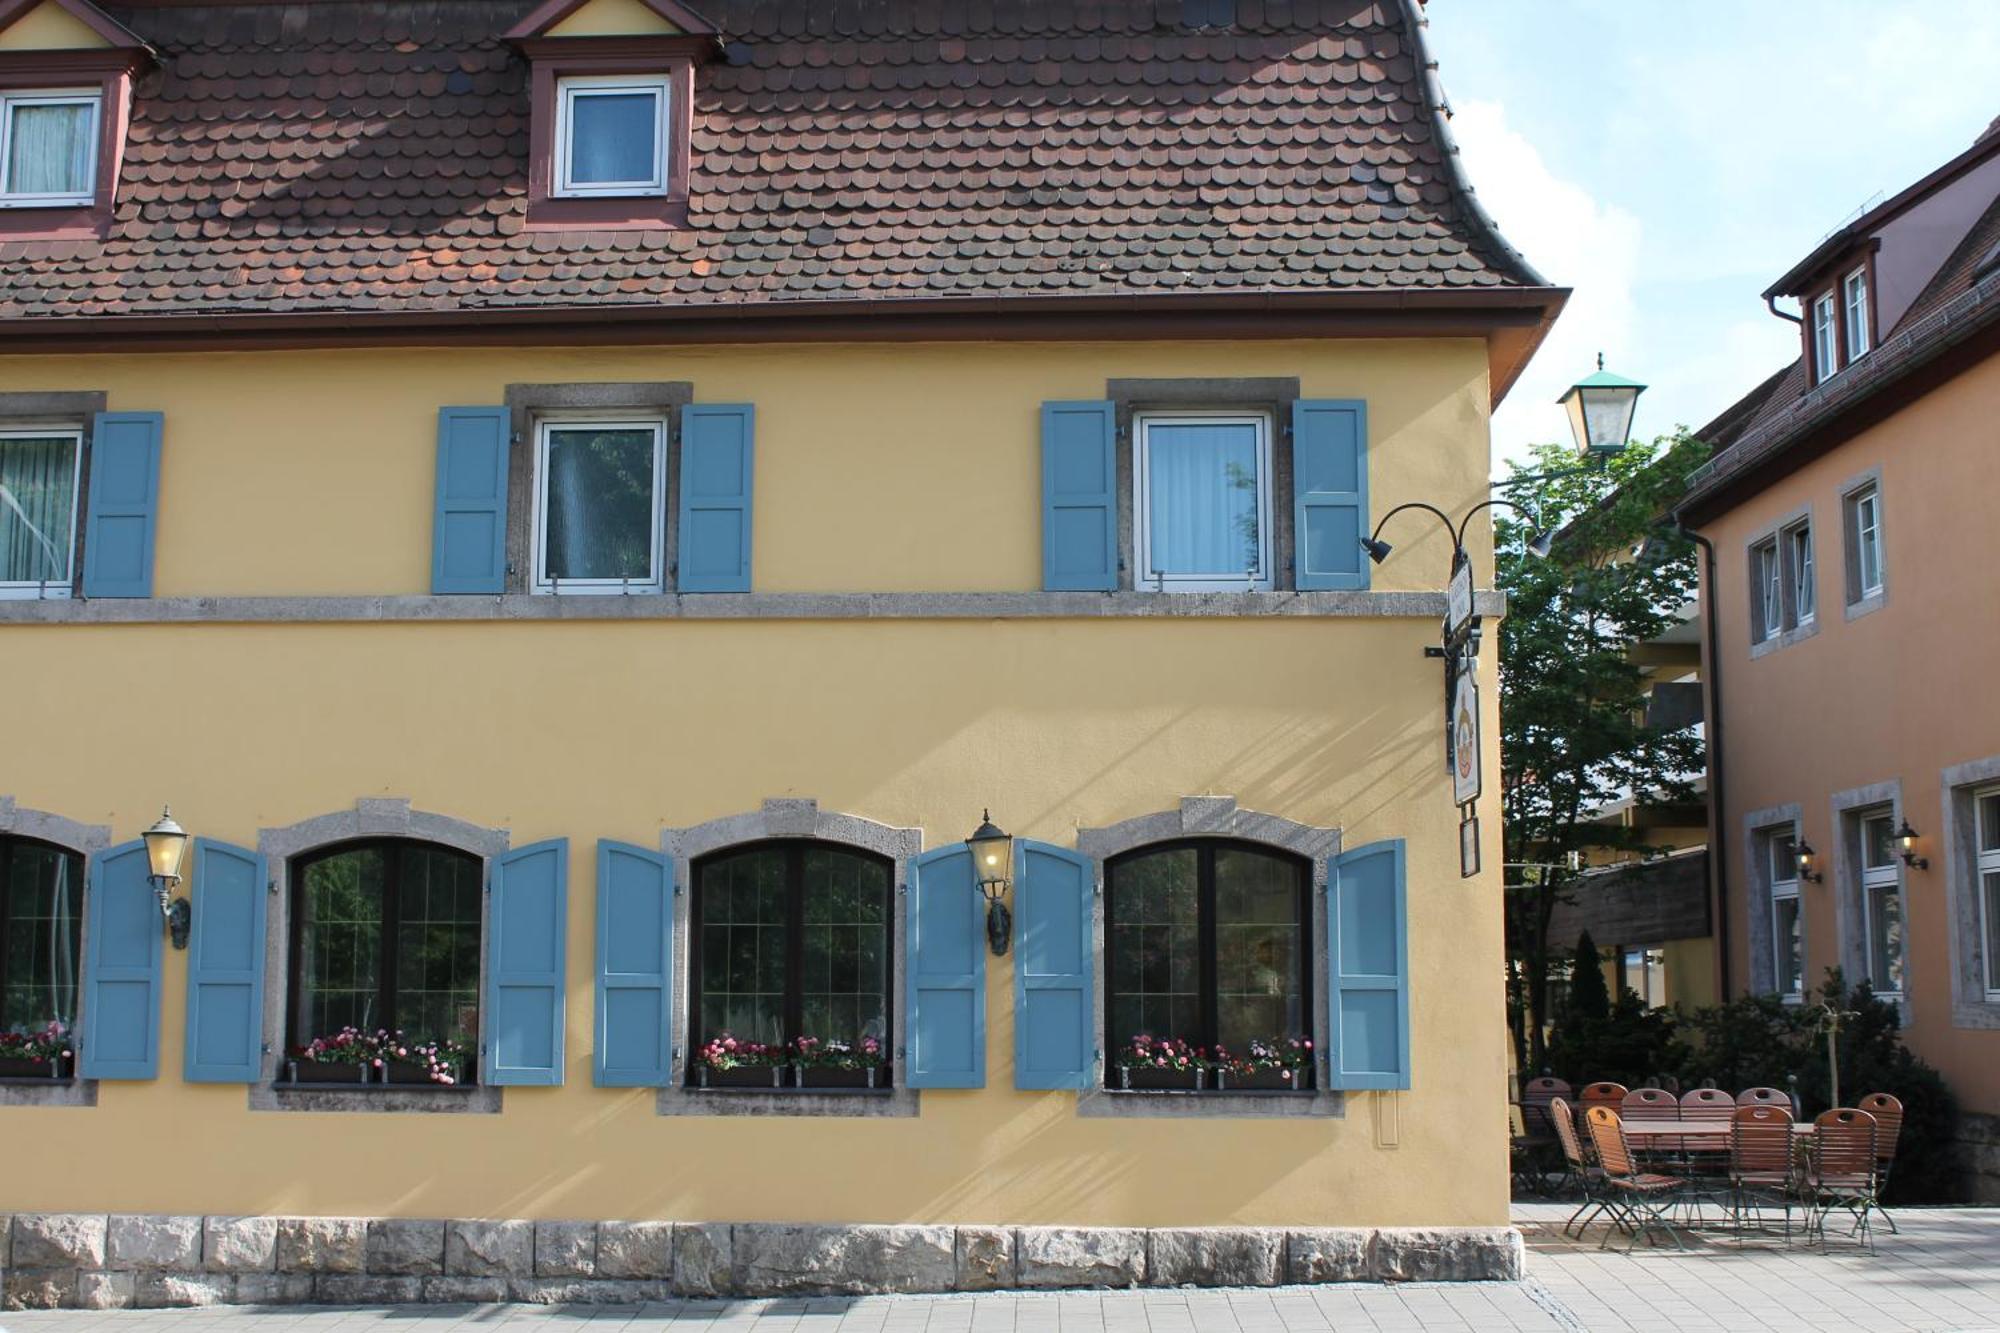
(0, 337), (1508, 1228)
(1703, 351), (2000, 1118)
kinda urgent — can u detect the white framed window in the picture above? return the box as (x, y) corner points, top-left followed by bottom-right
(1845, 482), (1883, 602)
(552, 75), (669, 198)
(0, 426), (83, 598)
(1766, 825), (1803, 999)
(1752, 537), (1782, 641)
(530, 418), (666, 594)
(1858, 809), (1905, 997)
(0, 90), (100, 207)
(1977, 786), (2000, 1000)
(1843, 268), (1870, 361)
(1784, 519), (1815, 625)
(1812, 292), (1839, 381)
(1134, 412), (1273, 592)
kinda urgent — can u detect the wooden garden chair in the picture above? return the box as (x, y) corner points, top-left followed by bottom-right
(1726, 1104), (1798, 1243)
(1551, 1098), (1612, 1238)
(1857, 1092), (1904, 1235)
(1803, 1108), (1881, 1252)
(1584, 1105), (1687, 1251)
(1579, 1081), (1628, 1115)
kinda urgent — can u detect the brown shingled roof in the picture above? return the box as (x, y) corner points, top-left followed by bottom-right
(1, 0), (1551, 328)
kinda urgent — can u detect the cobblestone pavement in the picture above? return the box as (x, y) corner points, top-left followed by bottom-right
(6, 1206), (1997, 1332)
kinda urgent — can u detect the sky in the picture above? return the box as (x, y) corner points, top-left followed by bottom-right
(1424, 1), (2000, 471)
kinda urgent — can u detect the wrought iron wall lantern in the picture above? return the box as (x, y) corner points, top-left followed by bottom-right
(141, 806), (193, 949)
(1795, 838), (1825, 884)
(967, 810), (1014, 957)
(1894, 819), (1929, 871)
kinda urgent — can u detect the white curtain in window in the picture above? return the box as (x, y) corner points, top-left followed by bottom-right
(6, 103), (92, 196)
(0, 435), (78, 584)
(1146, 423), (1261, 578)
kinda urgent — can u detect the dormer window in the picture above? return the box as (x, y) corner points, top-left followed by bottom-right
(0, 89), (100, 207)
(1811, 292), (1839, 383)
(554, 75), (670, 198)
(1843, 267), (1871, 361)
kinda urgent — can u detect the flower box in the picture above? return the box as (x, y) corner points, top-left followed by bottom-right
(1215, 1067), (1303, 1091)
(698, 1064), (784, 1089)
(0, 1055), (62, 1079)
(794, 1064), (883, 1090)
(287, 1060), (369, 1085)
(1119, 1066), (1205, 1092)
(382, 1060), (464, 1086)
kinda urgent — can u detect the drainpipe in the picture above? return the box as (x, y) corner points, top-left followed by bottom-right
(1680, 526), (1732, 998)
(1765, 293), (1803, 325)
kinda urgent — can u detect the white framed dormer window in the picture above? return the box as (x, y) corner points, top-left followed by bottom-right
(1858, 809), (1905, 997)
(1134, 412), (1273, 592)
(552, 75), (670, 198)
(1784, 519), (1815, 625)
(531, 418), (666, 594)
(0, 425), (82, 598)
(0, 90), (100, 208)
(1812, 292), (1839, 382)
(1767, 824), (1804, 1001)
(1978, 786), (2000, 1001)
(1843, 268), (1871, 361)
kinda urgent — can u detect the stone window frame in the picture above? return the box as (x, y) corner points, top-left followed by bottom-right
(0, 391), (106, 600)
(1740, 803), (1805, 1001)
(1838, 465), (1889, 621)
(502, 382), (693, 596)
(1106, 379), (1301, 593)
(1941, 753), (2000, 1030)
(658, 799), (922, 1119)
(1828, 779), (1911, 1020)
(1745, 502), (1820, 660)
(0, 795), (107, 1107)
(1075, 796), (1343, 1119)
(251, 799), (510, 1114)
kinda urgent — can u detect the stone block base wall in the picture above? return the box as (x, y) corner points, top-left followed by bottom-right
(0, 1214), (1524, 1309)
(1962, 1112), (2000, 1203)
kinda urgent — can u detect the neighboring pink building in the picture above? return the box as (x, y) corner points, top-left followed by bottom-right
(1681, 119), (2000, 1199)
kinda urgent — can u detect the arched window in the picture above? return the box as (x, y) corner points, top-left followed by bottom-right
(286, 840), (482, 1054)
(689, 841), (891, 1067)
(1105, 840), (1310, 1078)
(0, 835), (84, 1032)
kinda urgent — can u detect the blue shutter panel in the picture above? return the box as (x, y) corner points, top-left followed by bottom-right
(1293, 399), (1369, 591)
(1327, 839), (1409, 1090)
(678, 404), (754, 592)
(1013, 841), (1094, 1090)
(594, 840), (672, 1087)
(486, 839), (567, 1086)
(82, 411), (163, 597)
(1041, 400), (1118, 591)
(905, 845), (984, 1088)
(431, 406), (510, 594)
(79, 841), (162, 1079)
(183, 840), (268, 1083)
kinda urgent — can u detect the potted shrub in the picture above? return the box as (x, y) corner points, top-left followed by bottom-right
(790, 1035), (887, 1089)
(1115, 1035), (1206, 1091)
(1214, 1037), (1312, 1091)
(378, 1032), (470, 1086)
(0, 1021), (72, 1079)
(695, 1034), (784, 1088)
(287, 1026), (375, 1084)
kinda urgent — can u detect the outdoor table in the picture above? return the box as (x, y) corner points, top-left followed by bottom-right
(1618, 1121), (1815, 1143)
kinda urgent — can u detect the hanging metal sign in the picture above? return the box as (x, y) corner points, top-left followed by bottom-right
(1459, 812), (1481, 879)
(1452, 668), (1481, 808)
(1445, 555), (1474, 646)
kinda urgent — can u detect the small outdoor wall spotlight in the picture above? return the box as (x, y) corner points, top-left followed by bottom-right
(141, 806), (193, 949)
(967, 810), (1014, 957)
(1795, 839), (1824, 884)
(1894, 819), (1929, 871)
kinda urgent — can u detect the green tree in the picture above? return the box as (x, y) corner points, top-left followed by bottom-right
(1496, 433), (1709, 1075)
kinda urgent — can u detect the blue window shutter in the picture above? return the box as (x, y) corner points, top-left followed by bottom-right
(431, 406), (510, 594)
(594, 840), (673, 1087)
(79, 841), (161, 1079)
(486, 839), (567, 1086)
(905, 845), (984, 1088)
(1041, 400), (1117, 591)
(1013, 840), (1094, 1090)
(82, 411), (163, 598)
(183, 839), (268, 1083)
(1293, 399), (1369, 591)
(1327, 838), (1409, 1090)
(678, 404), (754, 592)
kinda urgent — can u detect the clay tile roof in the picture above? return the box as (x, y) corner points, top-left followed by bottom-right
(2, 0), (1549, 322)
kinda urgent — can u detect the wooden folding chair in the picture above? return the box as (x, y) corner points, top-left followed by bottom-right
(1726, 1104), (1797, 1243)
(1580, 1081), (1629, 1115)
(1803, 1108), (1880, 1252)
(1736, 1086), (1789, 1108)
(1584, 1105), (1686, 1251)
(1551, 1098), (1612, 1238)
(1857, 1092), (1903, 1235)
(1678, 1087), (1738, 1196)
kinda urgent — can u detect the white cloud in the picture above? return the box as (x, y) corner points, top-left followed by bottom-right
(1448, 98), (1644, 470)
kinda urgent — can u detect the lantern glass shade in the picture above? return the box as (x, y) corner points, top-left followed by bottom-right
(1895, 819), (1919, 854)
(967, 810), (1012, 892)
(142, 807), (189, 883)
(1558, 364), (1646, 458)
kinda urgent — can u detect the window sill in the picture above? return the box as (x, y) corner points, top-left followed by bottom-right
(686, 1084), (894, 1095)
(250, 1081), (502, 1114)
(1748, 616), (1821, 660)
(1844, 591), (1887, 622)
(1100, 1086), (1314, 1096)
(0, 1076), (95, 1107)
(657, 1082), (918, 1119)
(1078, 1086), (1343, 1119)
